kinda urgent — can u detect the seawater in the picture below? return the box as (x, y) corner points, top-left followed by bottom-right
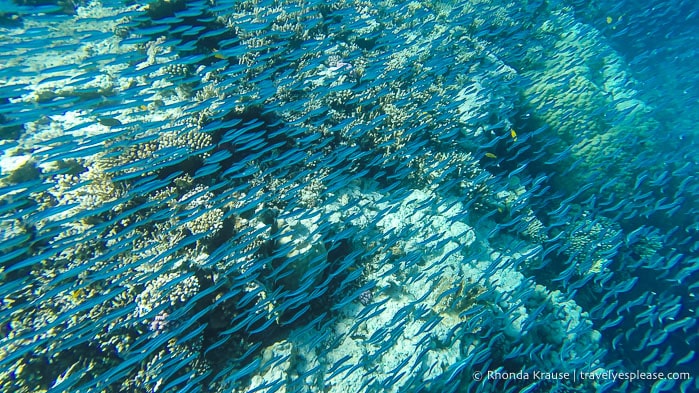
(0, 0), (697, 392)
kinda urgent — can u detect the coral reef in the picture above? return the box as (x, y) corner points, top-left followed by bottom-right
(0, 0), (696, 392)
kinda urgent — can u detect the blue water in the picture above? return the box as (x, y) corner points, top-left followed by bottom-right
(0, 1), (697, 392)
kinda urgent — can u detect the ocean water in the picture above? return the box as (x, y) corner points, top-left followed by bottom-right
(0, 1), (697, 392)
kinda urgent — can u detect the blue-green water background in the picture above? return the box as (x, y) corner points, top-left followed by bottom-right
(0, 0), (697, 392)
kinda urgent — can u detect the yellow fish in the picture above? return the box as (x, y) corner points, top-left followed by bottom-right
(606, 16), (613, 24)
(485, 152), (497, 159)
(510, 128), (517, 141)
(71, 288), (84, 300)
(213, 49), (226, 60)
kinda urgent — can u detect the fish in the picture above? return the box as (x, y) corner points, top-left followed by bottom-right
(601, 300), (619, 319)
(509, 128), (518, 141)
(614, 277), (639, 294)
(599, 315), (624, 331)
(0, 0), (696, 391)
(647, 330), (669, 347)
(664, 317), (695, 334)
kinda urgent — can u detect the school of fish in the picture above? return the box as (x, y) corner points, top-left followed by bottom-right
(0, 0), (697, 392)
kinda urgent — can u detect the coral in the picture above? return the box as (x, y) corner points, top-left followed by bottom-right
(271, 212), (329, 291)
(137, 271), (200, 315)
(566, 211), (622, 276)
(0, 155), (40, 185)
(163, 63), (191, 77)
(518, 10), (662, 197)
(629, 231), (662, 261)
(246, 341), (295, 392)
(358, 289), (373, 306)
(178, 186), (224, 237)
(525, 285), (602, 370)
(521, 211), (549, 244)
(1, 1), (684, 392)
